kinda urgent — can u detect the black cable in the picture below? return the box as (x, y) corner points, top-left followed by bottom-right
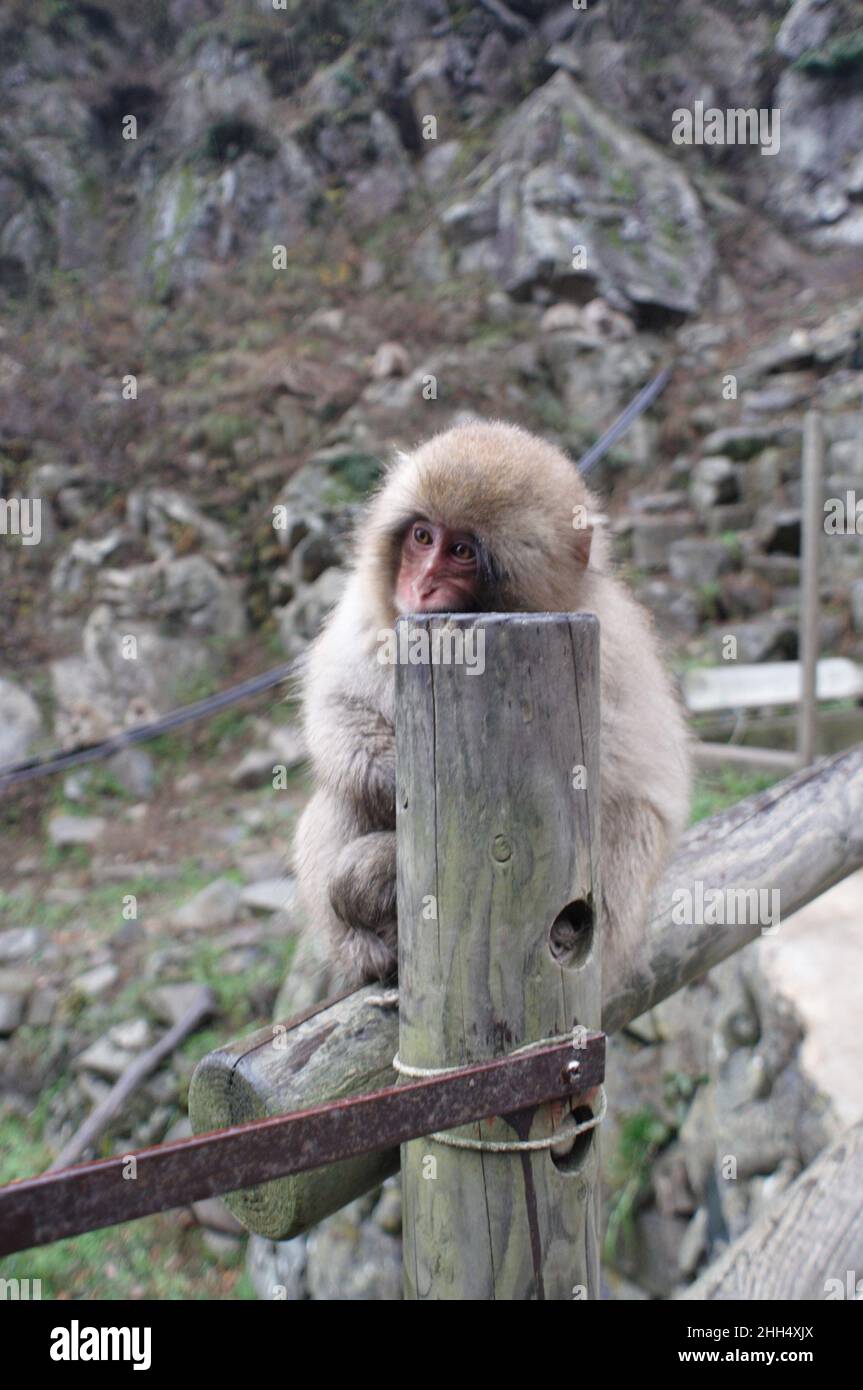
(0, 660), (299, 791)
(577, 362), (674, 476)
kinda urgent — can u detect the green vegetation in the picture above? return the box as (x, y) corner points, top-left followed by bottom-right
(610, 167), (638, 203)
(0, 1201), (254, 1299)
(200, 411), (255, 456)
(604, 1106), (673, 1263)
(697, 579), (722, 621)
(320, 452), (383, 506)
(690, 766), (780, 825)
(795, 27), (863, 76)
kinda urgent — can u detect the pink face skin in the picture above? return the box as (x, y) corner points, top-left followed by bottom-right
(395, 519), (480, 614)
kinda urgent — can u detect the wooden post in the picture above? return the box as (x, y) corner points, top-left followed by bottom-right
(798, 410), (824, 766)
(396, 613), (602, 1301)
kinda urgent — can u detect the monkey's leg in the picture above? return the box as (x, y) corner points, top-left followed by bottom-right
(329, 831), (398, 983)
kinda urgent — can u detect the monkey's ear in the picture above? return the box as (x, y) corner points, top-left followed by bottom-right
(573, 524), (592, 568)
(571, 505), (595, 568)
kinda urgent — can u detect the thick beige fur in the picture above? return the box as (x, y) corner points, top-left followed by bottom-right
(295, 420), (691, 994)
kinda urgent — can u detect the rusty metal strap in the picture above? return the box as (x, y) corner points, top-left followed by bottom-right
(0, 1032), (604, 1256)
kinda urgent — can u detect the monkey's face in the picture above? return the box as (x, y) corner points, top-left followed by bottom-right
(394, 519), (482, 615)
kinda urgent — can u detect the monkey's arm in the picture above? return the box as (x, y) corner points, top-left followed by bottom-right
(298, 638), (399, 981)
(305, 693), (396, 830)
(599, 795), (672, 995)
(295, 792), (398, 985)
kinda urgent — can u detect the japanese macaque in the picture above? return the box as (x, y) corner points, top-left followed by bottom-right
(295, 420), (691, 994)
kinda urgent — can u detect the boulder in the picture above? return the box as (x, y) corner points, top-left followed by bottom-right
(0, 677), (41, 768)
(439, 71), (714, 317)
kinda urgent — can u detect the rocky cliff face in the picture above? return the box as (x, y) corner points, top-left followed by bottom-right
(1, 0), (862, 1301)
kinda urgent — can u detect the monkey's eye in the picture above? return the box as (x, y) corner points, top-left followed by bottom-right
(413, 525), (433, 546)
(451, 541), (476, 563)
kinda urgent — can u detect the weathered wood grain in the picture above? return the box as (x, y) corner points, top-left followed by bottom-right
(397, 614), (602, 1300)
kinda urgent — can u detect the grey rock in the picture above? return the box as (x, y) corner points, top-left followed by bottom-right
(192, 1196), (246, 1236)
(0, 994), (25, 1035)
(278, 567), (347, 659)
(631, 491), (690, 515)
(720, 615), (799, 664)
(700, 426), (791, 461)
(97, 554), (245, 639)
(669, 539), (735, 587)
(440, 72), (714, 316)
(0, 927), (43, 963)
(73, 964), (119, 998)
(51, 602), (222, 745)
(630, 1208), (689, 1298)
(829, 438), (863, 477)
(74, 1036), (137, 1080)
(371, 342), (410, 379)
(106, 748), (155, 799)
(631, 513), (698, 571)
(28, 460), (75, 496)
(246, 1233), (307, 1302)
(652, 1147), (697, 1220)
(546, 40), (583, 77)
(48, 813), (106, 848)
(678, 1207), (709, 1280)
(0, 677), (41, 767)
(49, 531), (127, 602)
(240, 878), (297, 916)
(718, 572), (774, 619)
(373, 1180), (403, 1236)
(93, 861), (179, 884)
(202, 1229), (243, 1258)
(236, 852), (286, 884)
(108, 1018), (151, 1051)
(763, 67), (863, 250)
(291, 529), (339, 586)
(635, 580), (700, 638)
(126, 488), (233, 564)
(304, 307), (346, 336)
(850, 579), (863, 634)
(26, 986), (60, 1027)
(173, 879), (242, 931)
(748, 553), (801, 586)
(420, 139), (462, 191)
(149, 983), (216, 1028)
(775, 0), (833, 62)
(306, 1207), (402, 1301)
(229, 749), (281, 789)
(690, 456), (739, 513)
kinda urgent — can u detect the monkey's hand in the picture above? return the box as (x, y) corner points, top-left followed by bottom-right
(328, 831), (398, 980)
(329, 831), (396, 932)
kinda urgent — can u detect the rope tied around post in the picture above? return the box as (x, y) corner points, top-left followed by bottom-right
(392, 1027), (606, 1153)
